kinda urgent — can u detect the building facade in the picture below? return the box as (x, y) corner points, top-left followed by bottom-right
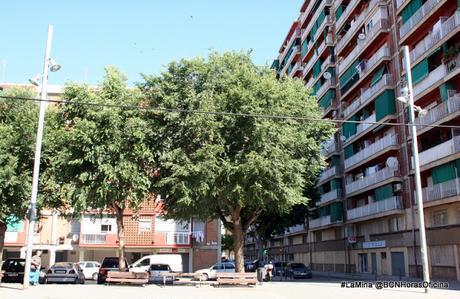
(245, 0), (460, 281)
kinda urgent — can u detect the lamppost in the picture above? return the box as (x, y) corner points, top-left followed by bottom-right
(23, 24), (61, 288)
(398, 45), (430, 293)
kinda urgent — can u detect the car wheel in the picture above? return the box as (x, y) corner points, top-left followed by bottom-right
(92, 273), (98, 280)
(201, 273), (209, 281)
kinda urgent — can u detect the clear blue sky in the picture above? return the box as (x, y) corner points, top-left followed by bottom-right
(1, 0), (302, 86)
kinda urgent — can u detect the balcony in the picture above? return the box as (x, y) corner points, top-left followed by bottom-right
(81, 234), (108, 244)
(281, 45), (301, 75)
(309, 216), (332, 229)
(343, 74), (392, 119)
(418, 136), (460, 167)
(289, 61), (303, 76)
(347, 113), (376, 141)
(305, 76), (315, 89)
(300, 0), (317, 26)
(415, 92), (460, 131)
(396, 0), (408, 10)
(413, 64), (447, 97)
(410, 11), (460, 65)
(317, 189), (341, 206)
(347, 196), (402, 220)
(280, 28), (301, 63)
(321, 139), (337, 156)
(285, 224), (306, 235)
(345, 167), (396, 195)
(335, 0), (359, 33)
(165, 232), (191, 245)
(336, 0), (380, 54)
(318, 166), (338, 183)
(303, 52), (319, 78)
(313, 15), (333, 43)
(316, 78), (335, 100)
(303, 0), (333, 43)
(422, 178), (460, 204)
(344, 134), (398, 170)
(400, 0), (443, 40)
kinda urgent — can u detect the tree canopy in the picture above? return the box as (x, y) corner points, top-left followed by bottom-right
(140, 51), (335, 271)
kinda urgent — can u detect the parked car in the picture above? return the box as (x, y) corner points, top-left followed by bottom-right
(1, 258), (25, 283)
(285, 263), (312, 279)
(78, 261), (101, 280)
(148, 264), (174, 284)
(244, 260), (256, 272)
(46, 262), (85, 284)
(194, 261), (235, 281)
(274, 261), (288, 276)
(129, 254), (183, 273)
(97, 257), (129, 285)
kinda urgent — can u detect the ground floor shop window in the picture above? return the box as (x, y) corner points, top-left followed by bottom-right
(358, 253), (368, 272)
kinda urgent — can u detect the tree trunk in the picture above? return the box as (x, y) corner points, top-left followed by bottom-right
(114, 205), (127, 271)
(231, 215), (246, 273)
(0, 221), (6, 264)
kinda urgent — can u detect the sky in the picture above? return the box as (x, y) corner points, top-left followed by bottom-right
(0, 0), (303, 86)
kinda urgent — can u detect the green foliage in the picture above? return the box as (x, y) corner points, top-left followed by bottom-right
(140, 51), (334, 232)
(51, 66), (157, 213)
(0, 87), (38, 224)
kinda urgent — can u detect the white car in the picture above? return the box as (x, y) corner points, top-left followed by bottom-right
(78, 261), (101, 280)
(194, 261), (235, 281)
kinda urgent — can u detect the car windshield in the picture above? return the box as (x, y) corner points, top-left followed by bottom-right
(101, 258), (120, 268)
(1, 259), (25, 271)
(290, 263), (307, 269)
(150, 264), (170, 271)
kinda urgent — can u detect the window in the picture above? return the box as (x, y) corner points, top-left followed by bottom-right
(136, 258), (150, 267)
(138, 219), (152, 232)
(389, 216), (402, 232)
(359, 253), (368, 272)
(432, 210), (448, 226)
(315, 231), (322, 242)
(86, 262), (95, 268)
(101, 224), (112, 233)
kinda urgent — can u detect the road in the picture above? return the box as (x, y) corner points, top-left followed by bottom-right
(0, 277), (457, 299)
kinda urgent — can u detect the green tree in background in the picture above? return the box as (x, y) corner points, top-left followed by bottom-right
(140, 51), (334, 272)
(0, 87), (38, 262)
(52, 67), (157, 270)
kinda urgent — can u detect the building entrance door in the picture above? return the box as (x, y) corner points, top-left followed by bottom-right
(391, 252), (405, 277)
(371, 253), (377, 274)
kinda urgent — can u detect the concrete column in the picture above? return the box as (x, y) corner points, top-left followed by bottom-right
(49, 247), (56, 266)
(78, 248), (85, 261)
(188, 249), (193, 273)
(20, 247), (27, 258)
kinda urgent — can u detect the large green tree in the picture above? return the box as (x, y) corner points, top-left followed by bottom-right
(140, 52), (334, 272)
(53, 67), (156, 269)
(0, 87), (38, 262)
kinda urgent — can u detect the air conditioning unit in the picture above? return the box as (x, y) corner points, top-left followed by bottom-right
(393, 183), (402, 192)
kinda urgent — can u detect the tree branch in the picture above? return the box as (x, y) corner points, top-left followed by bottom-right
(216, 208), (233, 230)
(242, 208), (261, 232)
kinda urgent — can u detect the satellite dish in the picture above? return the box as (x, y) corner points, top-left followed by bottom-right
(323, 71), (332, 80)
(386, 157), (399, 169)
(358, 33), (366, 40)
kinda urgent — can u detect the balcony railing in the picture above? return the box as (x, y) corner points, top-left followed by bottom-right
(410, 12), (460, 65)
(418, 136), (460, 166)
(345, 167), (396, 194)
(318, 166), (337, 183)
(303, 52), (318, 77)
(303, 0), (333, 42)
(280, 29), (301, 63)
(318, 189), (341, 205)
(422, 178), (460, 203)
(446, 54), (460, 75)
(289, 61), (303, 76)
(309, 216), (332, 229)
(300, 0), (316, 26)
(335, 0), (359, 33)
(415, 92), (460, 130)
(400, 0), (443, 39)
(343, 74), (392, 118)
(413, 64), (447, 97)
(285, 224), (306, 235)
(344, 134), (397, 170)
(316, 78), (335, 100)
(165, 232), (191, 245)
(313, 15), (333, 42)
(396, 0), (408, 9)
(347, 196), (402, 220)
(321, 139), (337, 156)
(347, 113), (376, 141)
(305, 76), (315, 89)
(81, 234), (107, 244)
(281, 45), (301, 75)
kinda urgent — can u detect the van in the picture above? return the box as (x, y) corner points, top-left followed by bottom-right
(129, 254), (183, 273)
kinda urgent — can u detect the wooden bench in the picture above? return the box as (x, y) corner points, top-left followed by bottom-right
(106, 271), (149, 286)
(216, 272), (257, 287)
(156, 272), (204, 287)
(0, 270), (4, 284)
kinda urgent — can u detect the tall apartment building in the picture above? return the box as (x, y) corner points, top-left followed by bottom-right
(245, 0), (460, 281)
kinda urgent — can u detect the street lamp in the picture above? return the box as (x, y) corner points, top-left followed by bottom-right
(398, 45), (430, 293)
(23, 24), (61, 289)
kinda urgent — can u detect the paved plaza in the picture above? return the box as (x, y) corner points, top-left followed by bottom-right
(0, 278), (458, 299)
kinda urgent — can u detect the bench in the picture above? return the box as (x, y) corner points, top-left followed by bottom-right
(216, 272), (257, 287)
(156, 272), (205, 287)
(106, 271), (149, 286)
(0, 270), (4, 283)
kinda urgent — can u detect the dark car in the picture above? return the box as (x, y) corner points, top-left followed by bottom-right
(149, 264), (174, 284)
(274, 261), (288, 276)
(46, 262), (85, 284)
(1, 258), (25, 283)
(97, 257), (129, 284)
(244, 260), (256, 272)
(286, 263), (312, 279)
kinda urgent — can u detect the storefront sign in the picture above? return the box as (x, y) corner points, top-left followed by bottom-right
(363, 240), (386, 249)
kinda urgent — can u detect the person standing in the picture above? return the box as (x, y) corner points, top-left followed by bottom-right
(30, 250), (42, 285)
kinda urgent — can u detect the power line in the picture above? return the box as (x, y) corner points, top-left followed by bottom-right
(2, 94), (460, 130)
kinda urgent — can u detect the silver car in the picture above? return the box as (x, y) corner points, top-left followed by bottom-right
(46, 262), (85, 284)
(149, 264), (174, 284)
